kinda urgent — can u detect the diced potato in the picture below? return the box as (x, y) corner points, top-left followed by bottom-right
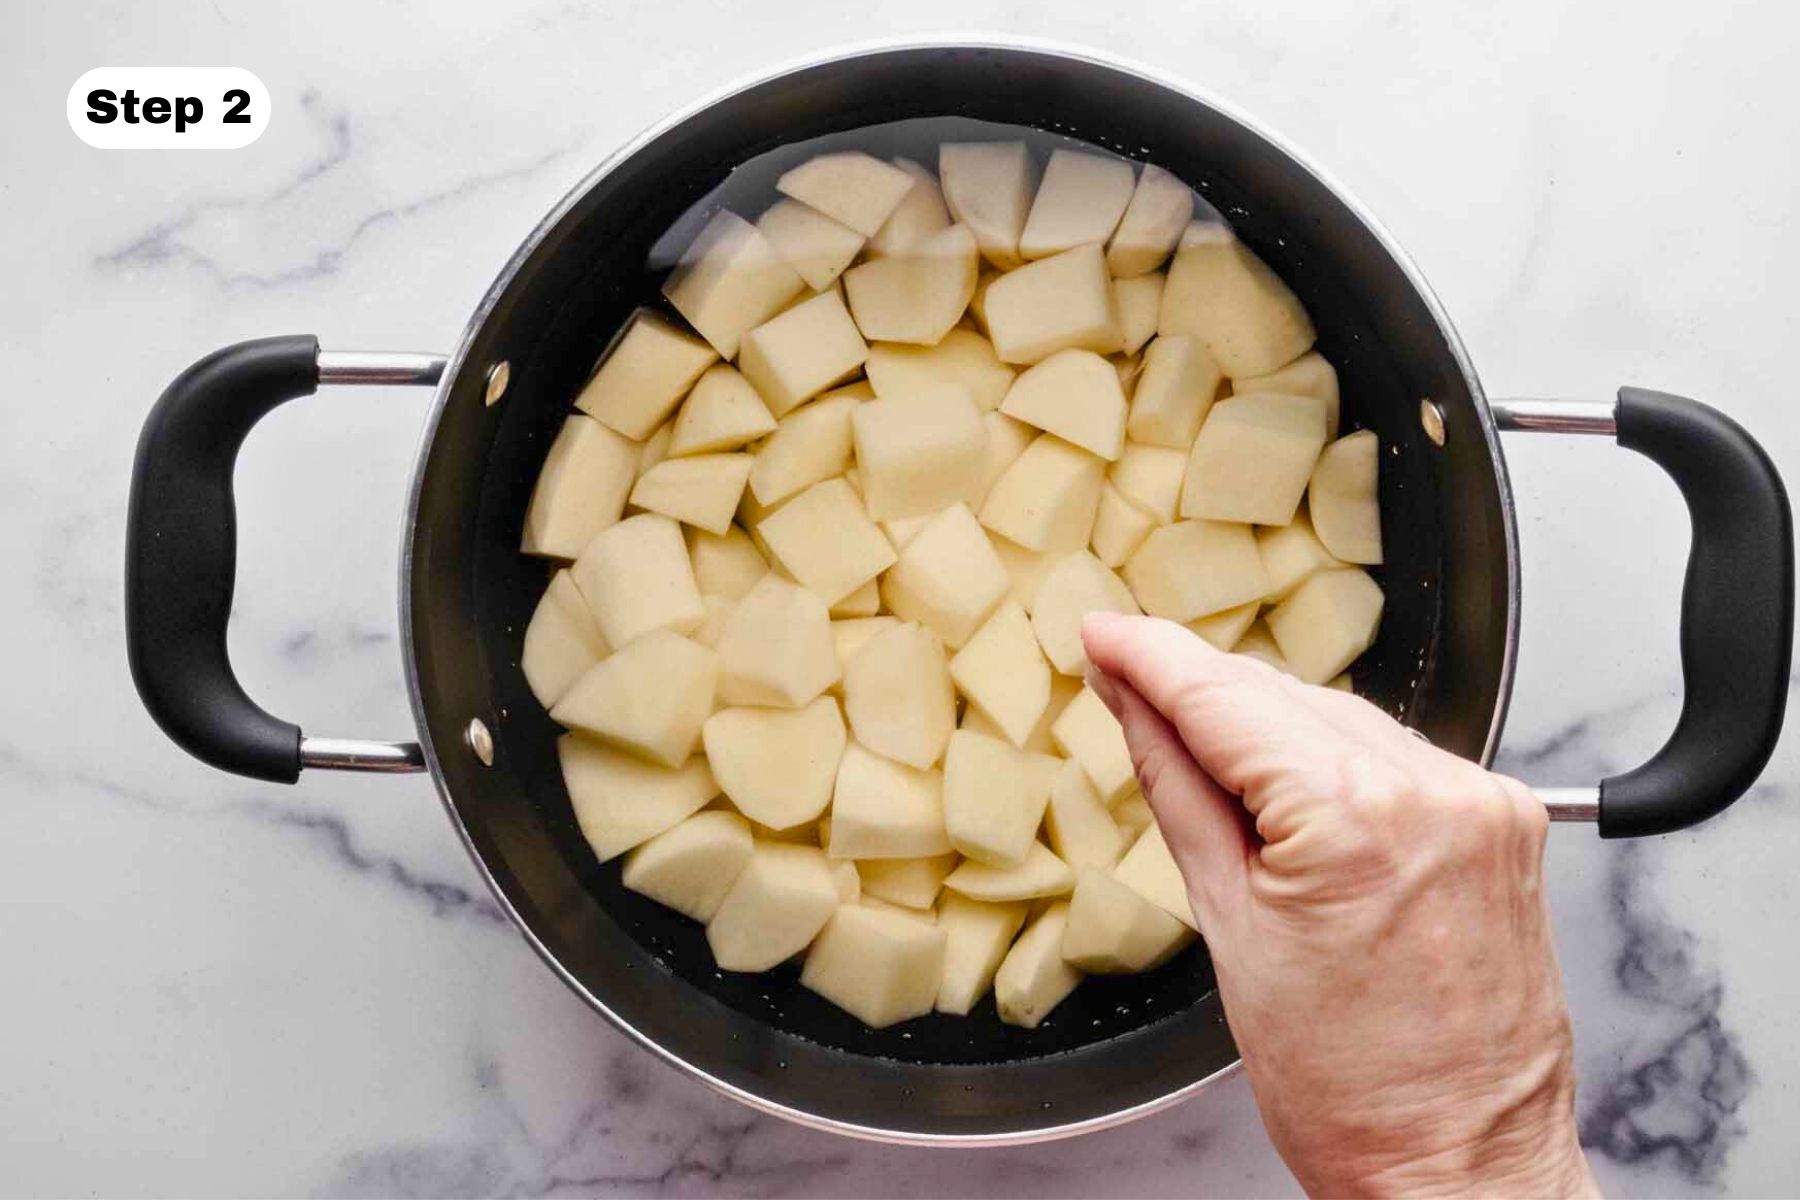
(935, 893), (1030, 1015)
(827, 742), (951, 859)
(1186, 600), (1260, 651)
(801, 905), (947, 1028)
(703, 697), (846, 829)
(777, 151), (916, 237)
(949, 599), (1052, 748)
(868, 156), (952, 256)
(945, 842), (1075, 902)
(843, 223), (978, 345)
(668, 365), (777, 457)
(943, 730), (1058, 866)
(830, 859), (861, 903)
(959, 704), (1006, 739)
(1160, 222), (1315, 377)
(1107, 442), (1187, 525)
(999, 349), (1127, 460)
(1052, 686), (1136, 805)
(575, 309), (719, 440)
(1114, 824), (1197, 931)
(860, 896), (938, 924)
(621, 810), (754, 922)
(559, 734), (719, 862)
(748, 387), (861, 506)
(1180, 393), (1329, 526)
(1112, 792), (1154, 839)
(995, 904), (1083, 1029)
(979, 434), (1106, 553)
(662, 210), (805, 359)
(636, 420), (674, 478)
(1233, 622), (1298, 676)
(521, 415), (638, 559)
(1111, 272), (1164, 357)
(756, 198), (865, 292)
(1327, 672), (1354, 692)
(881, 503), (1010, 649)
(628, 453), (753, 535)
(1091, 483), (1156, 569)
(858, 854), (959, 909)
(1309, 431), (1383, 565)
(1044, 759), (1128, 871)
(1062, 867), (1194, 973)
(692, 594), (736, 648)
(830, 576), (880, 618)
(1265, 567), (1383, 684)
(1024, 673), (1085, 756)
(1107, 164), (1195, 278)
(1030, 552), (1141, 676)
(553, 629), (717, 767)
(881, 514), (932, 551)
(1127, 335), (1223, 448)
(830, 616), (900, 677)
(750, 816), (822, 846)
(975, 412), (1035, 506)
(966, 268), (1001, 337)
(686, 524), (767, 601)
(1235, 350), (1341, 437)
(983, 244), (1119, 365)
(1113, 352), (1146, 398)
(715, 574), (839, 707)
(522, 569), (610, 709)
(842, 621), (956, 769)
(738, 290), (869, 418)
(1258, 508), (1342, 601)
(757, 477), (896, 605)
(706, 841), (840, 971)
(851, 387), (988, 520)
(988, 532), (1055, 614)
(570, 513), (705, 649)
(864, 328), (1015, 412)
(1124, 519), (1270, 622)
(939, 142), (1034, 270)
(1019, 149), (1135, 260)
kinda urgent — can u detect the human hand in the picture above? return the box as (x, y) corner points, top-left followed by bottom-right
(1081, 612), (1597, 1199)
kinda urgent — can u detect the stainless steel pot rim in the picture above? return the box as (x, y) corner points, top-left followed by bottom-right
(397, 34), (1522, 1147)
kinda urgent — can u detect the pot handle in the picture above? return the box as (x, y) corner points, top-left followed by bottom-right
(125, 336), (447, 782)
(1494, 389), (1794, 836)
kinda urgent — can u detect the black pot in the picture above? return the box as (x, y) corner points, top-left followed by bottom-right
(124, 41), (1792, 1143)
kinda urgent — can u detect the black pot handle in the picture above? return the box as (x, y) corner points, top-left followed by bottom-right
(125, 337), (445, 782)
(1495, 389), (1793, 836)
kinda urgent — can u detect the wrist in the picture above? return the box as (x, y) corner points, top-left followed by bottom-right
(1324, 1116), (1596, 1199)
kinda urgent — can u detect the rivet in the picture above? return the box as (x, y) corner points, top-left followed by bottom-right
(465, 717), (495, 766)
(1420, 399), (1446, 447)
(485, 360), (511, 407)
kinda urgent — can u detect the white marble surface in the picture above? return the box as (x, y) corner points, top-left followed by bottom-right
(4, 1), (1798, 1194)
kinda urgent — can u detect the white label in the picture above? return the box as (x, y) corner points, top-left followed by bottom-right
(67, 67), (270, 150)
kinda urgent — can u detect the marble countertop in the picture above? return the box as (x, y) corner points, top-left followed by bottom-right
(6, 1), (1797, 1194)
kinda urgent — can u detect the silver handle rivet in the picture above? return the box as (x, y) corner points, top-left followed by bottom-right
(485, 360), (511, 407)
(465, 717), (495, 766)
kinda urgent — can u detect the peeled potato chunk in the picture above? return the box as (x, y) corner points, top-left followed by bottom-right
(1052, 685), (1136, 805)
(522, 569), (610, 709)
(553, 629), (717, 768)
(946, 842), (1075, 903)
(943, 730), (1058, 867)
(521, 415), (638, 559)
(939, 141), (1034, 270)
(989, 532), (1054, 615)
(1309, 430), (1383, 565)
(756, 198), (866, 292)
(570, 513), (705, 649)
(999, 349), (1127, 461)
(864, 328), (1015, 412)
(576, 309), (719, 440)
(636, 420), (674, 478)
(1111, 272), (1164, 357)
(1124, 519), (1270, 622)
(1234, 621), (1299, 676)
(715, 574), (839, 707)
(978, 434), (1106, 553)
(842, 621), (956, 769)
(843, 223), (978, 345)
(628, 453), (752, 536)
(1019, 149), (1135, 260)
(882, 503), (1010, 649)
(828, 742), (951, 859)
(738, 290), (869, 418)
(1186, 600), (1260, 651)
(1128, 335), (1223, 448)
(691, 594), (736, 648)
(983, 243), (1119, 365)
(757, 477), (896, 606)
(801, 904), (947, 1028)
(858, 854), (958, 909)
(777, 151), (916, 237)
(687, 524), (767, 601)
(621, 810), (754, 923)
(1026, 673), (1085, 756)
(995, 901), (1083, 1029)
(1160, 222), (1315, 377)
(830, 616), (900, 678)
(1235, 350), (1341, 437)
(949, 599), (1052, 749)
(1031, 552), (1141, 676)
(662, 210), (805, 359)
(703, 697), (846, 830)
(1112, 792), (1154, 840)
(851, 387), (989, 520)
(1062, 867), (1194, 973)
(1108, 441), (1187, 525)
(935, 893), (1030, 1015)
(868, 156), (952, 256)
(559, 734), (719, 863)
(1258, 508), (1343, 602)
(1107, 164), (1195, 278)
(1180, 393), (1329, 526)
(830, 577), (881, 618)
(1044, 759), (1128, 871)
(975, 412), (1036, 507)
(1265, 567), (1384, 684)
(1091, 483), (1156, 569)
(1114, 824), (1197, 931)
(668, 365), (777, 457)
(706, 842), (839, 972)
(748, 386), (861, 506)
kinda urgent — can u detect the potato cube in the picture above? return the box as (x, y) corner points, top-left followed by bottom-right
(943, 730), (1059, 866)
(570, 513), (705, 648)
(706, 842), (839, 971)
(1025, 674), (1085, 756)
(842, 621), (956, 769)
(999, 349), (1127, 461)
(1107, 442), (1187, 524)
(830, 616), (900, 677)
(1044, 759), (1128, 871)
(691, 594), (736, 649)
(1031, 552), (1141, 676)
(966, 268), (1001, 337)
(757, 478), (896, 605)
(1112, 792), (1154, 839)
(575, 309), (719, 440)
(868, 157), (952, 256)
(983, 244), (1119, 365)
(1266, 567), (1383, 684)
(1019, 149), (1135, 260)
(621, 810), (754, 922)
(881, 514), (932, 550)
(1112, 272), (1164, 357)
(1062, 867), (1194, 973)
(945, 842), (1074, 903)
(522, 569), (610, 709)
(686, 524), (767, 601)
(559, 734), (719, 862)
(881, 504), (1009, 649)
(662, 210), (805, 359)
(777, 151), (916, 237)
(978, 434), (1106, 553)
(755, 198), (865, 292)
(801, 905), (947, 1028)
(958, 704), (1007, 740)
(861, 897), (939, 924)
(830, 576), (881, 618)
(748, 387), (861, 506)
(1091, 483), (1156, 569)
(858, 854), (958, 910)
(995, 901), (1083, 1028)
(1052, 686), (1136, 805)
(703, 697), (846, 830)
(628, 453), (753, 536)
(1181, 393), (1329, 526)
(1114, 352), (1146, 398)
(715, 574), (839, 707)
(949, 599), (1051, 748)
(1309, 431), (1383, 565)
(976, 412), (1035, 506)
(830, 859), (861, 903)
(668, 365), (777, 457)
(1258, 508), (1342, 601)
(850, 387), (988, 520)
(1124, 519), (1270, 622)
(934, 893), (1030, 1015)
(865, 328), (1015, 412)
(827, 741), (951, 859)
(1114, 824), (1197, 931)
(1234, 622), (1298, 676)
(1235, 350), (1341, 438)
(1186, 600), (1260, 651)
(636, 420), (674, 477)
(1107, 164), (1195, 278)
(1160, 222), (1315, 377)
(738, 290), (869, 418)
(843, 223), (978, 345)
(939, 141), (1034, 270)
(988, 532), (1055, 614)
(1327, 673), (1355, 693)
(552, 629), (716, 767)
(521, 415), (638, 559)
(1128, 335), (1223, 448)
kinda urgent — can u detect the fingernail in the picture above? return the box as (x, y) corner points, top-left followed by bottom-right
(1085, 665), (1124, 717)
(1082, 610), (1125, 640)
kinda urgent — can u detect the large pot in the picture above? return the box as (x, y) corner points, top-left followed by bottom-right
(124, 40), (1793, 1144)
